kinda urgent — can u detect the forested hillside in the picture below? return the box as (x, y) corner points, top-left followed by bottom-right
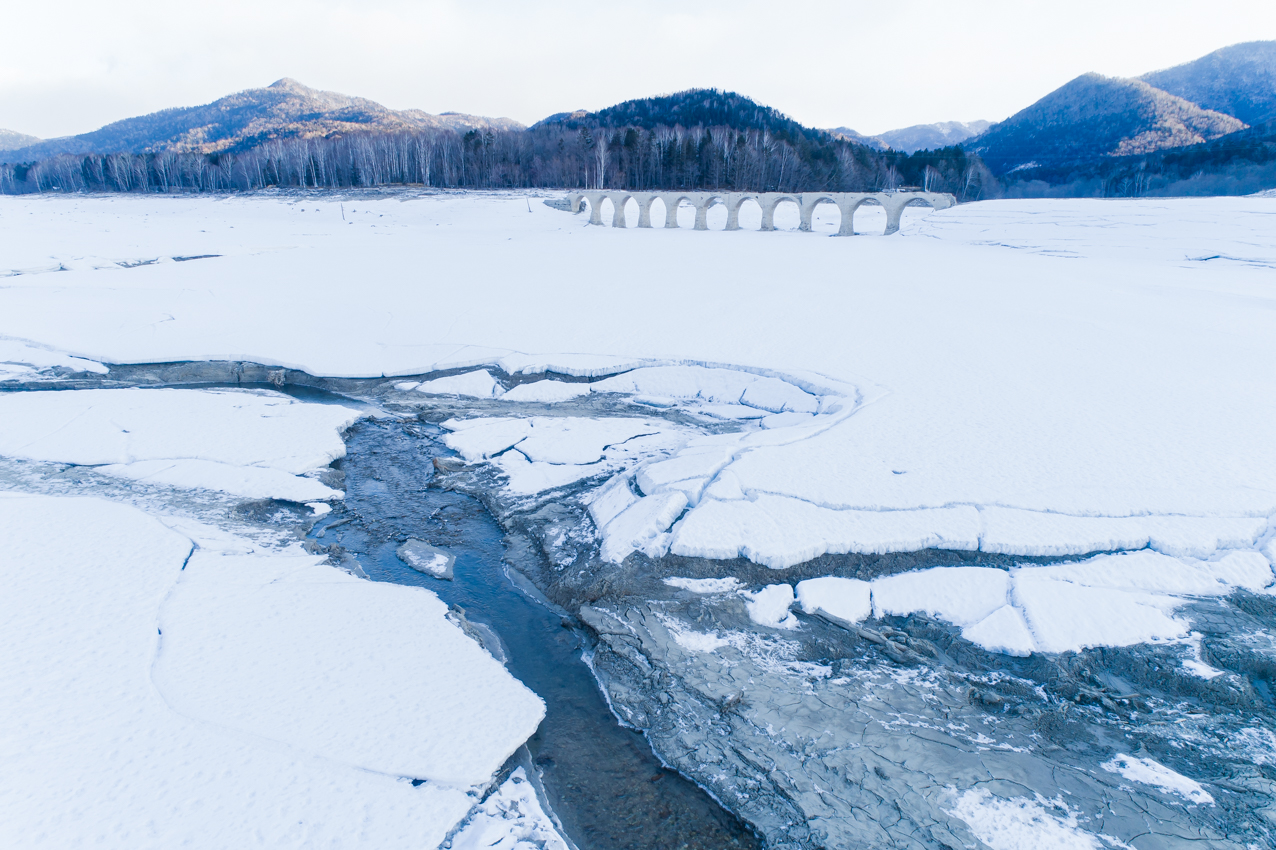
(0, 88), (995, 199)
(0, 78), (522, 163)
(1141, 41), (1276, 126)
(968, 73), (1245, 175)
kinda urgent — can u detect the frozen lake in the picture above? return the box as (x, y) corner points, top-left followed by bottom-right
(2, 190), (1275, 849)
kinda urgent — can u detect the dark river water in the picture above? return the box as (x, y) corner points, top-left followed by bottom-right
(311, 416), (760, 850)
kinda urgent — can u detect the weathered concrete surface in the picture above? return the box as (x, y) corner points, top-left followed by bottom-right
(554, 191), (956, 235)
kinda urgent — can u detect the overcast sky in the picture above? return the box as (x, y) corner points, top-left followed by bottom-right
(3, 0), (1272, 139)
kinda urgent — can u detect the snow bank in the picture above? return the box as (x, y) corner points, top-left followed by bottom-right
(0, 388), (359, 501)
(0, 494), (542, 849)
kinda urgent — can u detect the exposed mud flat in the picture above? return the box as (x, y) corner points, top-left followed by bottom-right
(7, 359), (1276, 849)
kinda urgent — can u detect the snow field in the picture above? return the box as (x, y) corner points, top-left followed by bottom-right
(0, 494), (542, 849)
(0, 387), (360, 502)
(5, 193), (1274, 575)
(4, 195), (1276, 663)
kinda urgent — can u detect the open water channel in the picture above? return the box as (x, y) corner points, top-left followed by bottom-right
(314, 415), (760, 850)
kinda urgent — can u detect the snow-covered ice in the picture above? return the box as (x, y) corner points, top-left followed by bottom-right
(501, 379), (592, 402)
(664, 576), (745, 594)
(795, 576), (872, 625)
(4, 195), (1273, 574)
(3, 192), (1276, 661)
(870, 566), (1009, 626)
(0, 387), (359, 502)
(415, 369), (504, 398)
(745, 583), (799, 629)
(398, 539), (456, 579)
(155, 546), (542, 785)
(1012, 576), (1186, 654)
(0, 336), (107, 380)
(0, 493), (544, 848)
(448, 767), (570, 850)
(947, 788), (1103, 850)
(1101, 755), (1215, 805)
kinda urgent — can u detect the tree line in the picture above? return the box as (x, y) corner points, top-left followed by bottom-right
(0, 122), (996, 200)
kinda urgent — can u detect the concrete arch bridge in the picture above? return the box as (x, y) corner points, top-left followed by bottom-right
(557, 190), (956, 235)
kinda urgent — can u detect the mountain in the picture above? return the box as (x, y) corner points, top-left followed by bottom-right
(0, 78), (522, 163)
(826, 127), (889, 150)
(535, 89), (839, 145)
(0, 129), (42, 151)
(874, 120), (991, 153)
(967, 73), (1245, 175)
(1140, 41), (1276, 126)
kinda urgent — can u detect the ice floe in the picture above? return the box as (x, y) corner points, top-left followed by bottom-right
(871, 567), (1009, 626)
(745, 584), (799, 629)
(0, 387), (359, 502)
(414, 369), (505, 398)
(0, 493), (543, 848)
(501, 379), (592, 402)
(795, 576), (872, 625)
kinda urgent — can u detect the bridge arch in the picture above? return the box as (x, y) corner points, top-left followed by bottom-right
(603, 192), (633, 227)
(799, 195), (843, 234)
(695, 194), (730, 231)
(725, 194), (762, 231)
(761, 194), (801, 231)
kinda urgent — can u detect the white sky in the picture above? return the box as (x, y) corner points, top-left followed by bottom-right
(2, 0), (1273, 139)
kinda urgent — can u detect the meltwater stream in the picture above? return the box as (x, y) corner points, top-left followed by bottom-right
(314, 417), (760, 850)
